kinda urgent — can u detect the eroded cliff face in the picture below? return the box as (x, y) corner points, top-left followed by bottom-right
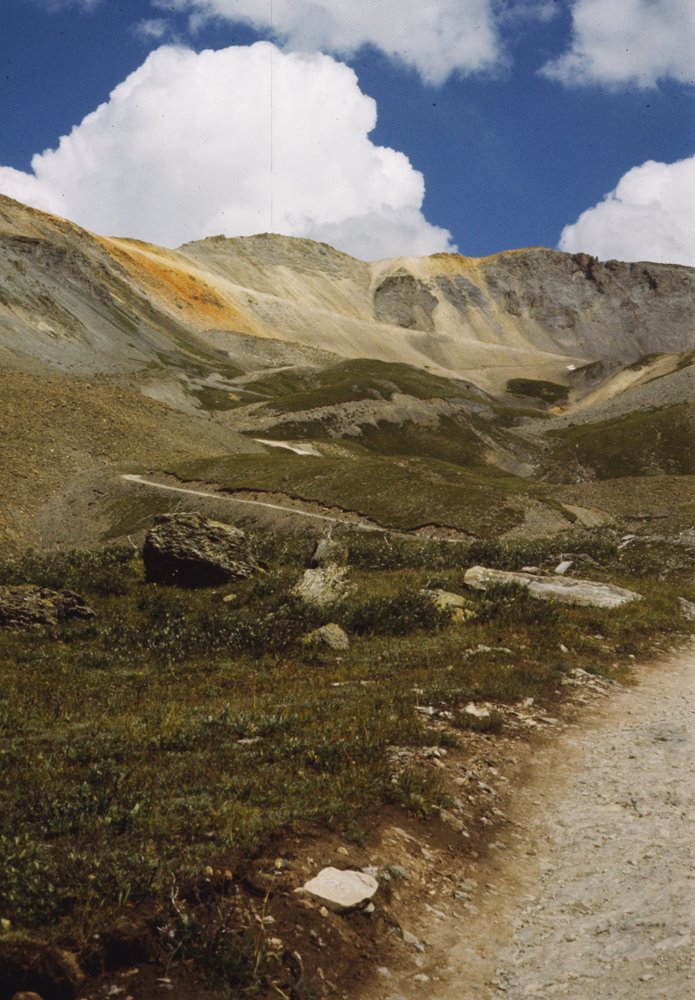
(371, 249), (695, 366)
(1, 194), (693, 393)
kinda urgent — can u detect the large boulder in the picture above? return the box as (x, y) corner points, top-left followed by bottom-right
(143, 513), (260, 587)
(293, 565), (352, 607)
(464, 566), (641, 609)
(0, 585), (95, 628)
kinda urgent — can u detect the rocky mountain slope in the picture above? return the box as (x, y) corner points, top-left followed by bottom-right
(0, 193), (693, 552)
(3, 193), (694, 388)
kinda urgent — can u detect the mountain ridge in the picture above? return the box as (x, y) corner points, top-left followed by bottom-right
(3, 193), (694, 391)
(1, 193), (693, 554)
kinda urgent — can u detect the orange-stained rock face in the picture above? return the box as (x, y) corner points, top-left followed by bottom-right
(101, 237), (260, 335)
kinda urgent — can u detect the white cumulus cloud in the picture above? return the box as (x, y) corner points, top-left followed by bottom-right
(542, 0), (695, 87)
(0, 44), (454, 259)
(134, 18), (174, 43)
(156, 0), (503, 85)
(559, 155), (695, 266)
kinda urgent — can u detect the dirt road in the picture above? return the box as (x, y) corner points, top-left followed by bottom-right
(377, 646), (694, 999)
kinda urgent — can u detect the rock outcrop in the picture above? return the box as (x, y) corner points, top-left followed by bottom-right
(293, 565), (352, 607)
(142, 513), (260, 587)
(464, 566), (641, 609)
(0, 585), (95, 628)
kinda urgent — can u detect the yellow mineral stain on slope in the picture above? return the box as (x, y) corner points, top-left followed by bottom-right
(573, 353), (693, 412)
(99, 236), (262, 336)
(430, 246), (549, 266)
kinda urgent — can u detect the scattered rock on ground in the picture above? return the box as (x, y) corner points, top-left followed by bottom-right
(297, 868), (378, 912)
(0, 585), (95, 629)
(293, 565), (351, 607)
(463, 644), (513, 657)
(678, 597), (695, 621)
(422, 588), (477, 623)
(676, 528), (695, 549)
(464, 566), (641, 609)
(142, 512), (260, 587)
(302, 623), (350, 652)
(465, 702), (491, 718)
(402, 929), (425, 951)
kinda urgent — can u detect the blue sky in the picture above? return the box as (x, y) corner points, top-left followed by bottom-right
(0, 0), (693, 263)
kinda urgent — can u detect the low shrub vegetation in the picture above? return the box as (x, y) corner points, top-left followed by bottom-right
(0, 530), (692, 944)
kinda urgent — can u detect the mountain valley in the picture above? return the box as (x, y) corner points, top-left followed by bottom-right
(1, 194), (694, 1000)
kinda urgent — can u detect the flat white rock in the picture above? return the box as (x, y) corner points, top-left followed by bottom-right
(464, 566), (641, 609)
(298, 867), (378, 912)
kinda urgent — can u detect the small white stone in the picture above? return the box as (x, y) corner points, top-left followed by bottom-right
(464, 702), (491, 718)
(403, 929), (425, 951)
(298, 867), (378, 912)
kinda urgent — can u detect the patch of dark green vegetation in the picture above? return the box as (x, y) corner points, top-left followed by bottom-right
(506, 378), (570, 404)
(487, 405), (550, 428)
(167, 448), (540, 535)
(676, 349), (695, 371)
(350, 415), (486, 467)
(190, 385), (241, 411)
(154, 351), (244, 381)
(243, 359), (476, 413)
(548, 404), (695, 479)
(344, 531), (618, 572)
(0, 531), (692, 942)
(625, 352), (664, 371)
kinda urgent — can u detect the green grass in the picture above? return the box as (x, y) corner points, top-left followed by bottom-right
(548, 404), (695, 479)
(506, 379), (570, 404)
(356, 416), (486, 465)
(190, 385), (242, 411)
(239, 359), (476, 414)
(102, 494), (180, 541)
(0, 532), (692, 944)
(166, 447), (543, 535)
